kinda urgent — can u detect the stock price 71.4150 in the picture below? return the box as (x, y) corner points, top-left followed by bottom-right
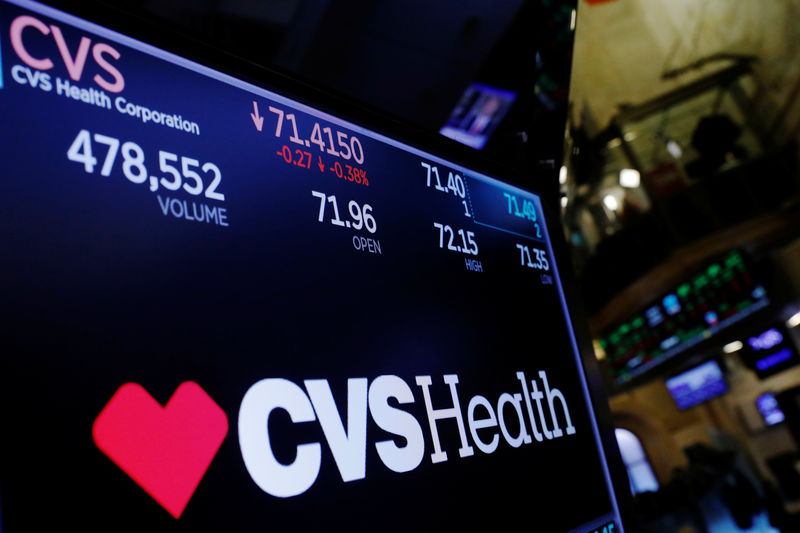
(269, 106), (365, 165)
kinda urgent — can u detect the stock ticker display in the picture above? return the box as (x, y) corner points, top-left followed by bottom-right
(0, 1), (623, 531)
(598, 250), (769, 386)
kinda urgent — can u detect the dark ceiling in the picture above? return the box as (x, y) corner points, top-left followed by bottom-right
(91, 0), (579, 200)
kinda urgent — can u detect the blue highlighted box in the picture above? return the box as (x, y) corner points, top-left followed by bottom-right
(757, 348), (793, 371)
(466, 176), (545, 242)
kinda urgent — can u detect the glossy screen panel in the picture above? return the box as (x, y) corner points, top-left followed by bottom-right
(0, 1), (622, 531)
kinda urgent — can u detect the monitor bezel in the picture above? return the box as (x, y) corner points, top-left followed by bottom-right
(4, 0), (636, 529)
(665, 358), (729, 411)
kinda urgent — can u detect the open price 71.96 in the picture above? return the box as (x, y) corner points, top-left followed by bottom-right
(312, 190), (376, 233)
(66, 129), (225, 201)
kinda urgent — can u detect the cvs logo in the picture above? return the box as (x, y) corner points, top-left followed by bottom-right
(9, 14), (124, 92)
(239, 371), (576, 498)
(93, 371), (575, 517)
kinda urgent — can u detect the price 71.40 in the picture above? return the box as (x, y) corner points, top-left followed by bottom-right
(312, 190), (376, 233)
(421, 161), (471, 217)
(433, 222), (478, 255)
(67, 129), (225, 201)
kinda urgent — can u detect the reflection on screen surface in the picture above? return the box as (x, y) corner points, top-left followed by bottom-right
(0, 1), (623, 530)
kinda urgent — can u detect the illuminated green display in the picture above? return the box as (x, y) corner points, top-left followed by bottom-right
(598, 250), (769, 385)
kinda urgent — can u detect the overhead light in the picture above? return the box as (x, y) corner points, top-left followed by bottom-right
(561, 196), (568, 208)
(723, 340), (743, 354)
(570, 9), (577, 31)
(593, 340), (606, 361)
(603, 194), (619, 211)
(787, 311), (800, 328)
(666, 140), (683, 159)
(619, 168), (640, 188)
(623, 131), (637, 142)
(559, 165), (567, 185)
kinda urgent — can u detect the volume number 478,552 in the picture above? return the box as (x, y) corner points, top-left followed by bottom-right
(67, 129), (225, 201)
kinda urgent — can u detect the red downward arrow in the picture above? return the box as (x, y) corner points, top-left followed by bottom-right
(317, 156), (325, 172)
(250, 101), (264, 131)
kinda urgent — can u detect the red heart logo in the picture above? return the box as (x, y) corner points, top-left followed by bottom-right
(92, 382), (228, 519)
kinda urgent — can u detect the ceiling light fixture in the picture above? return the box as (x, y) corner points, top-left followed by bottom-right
(666, 139), (683, 159)
(603, 194), (619, 211)
(619, 168), (640, 188)
(723, 340), (743, 353)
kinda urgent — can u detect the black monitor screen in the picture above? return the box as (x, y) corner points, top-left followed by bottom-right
(0, 1), (624, 531)
(742, 325), (800, 379)
(666, 360), (728, 411)
(439, 83), (516, 149)
(757, 393), (785, 426)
